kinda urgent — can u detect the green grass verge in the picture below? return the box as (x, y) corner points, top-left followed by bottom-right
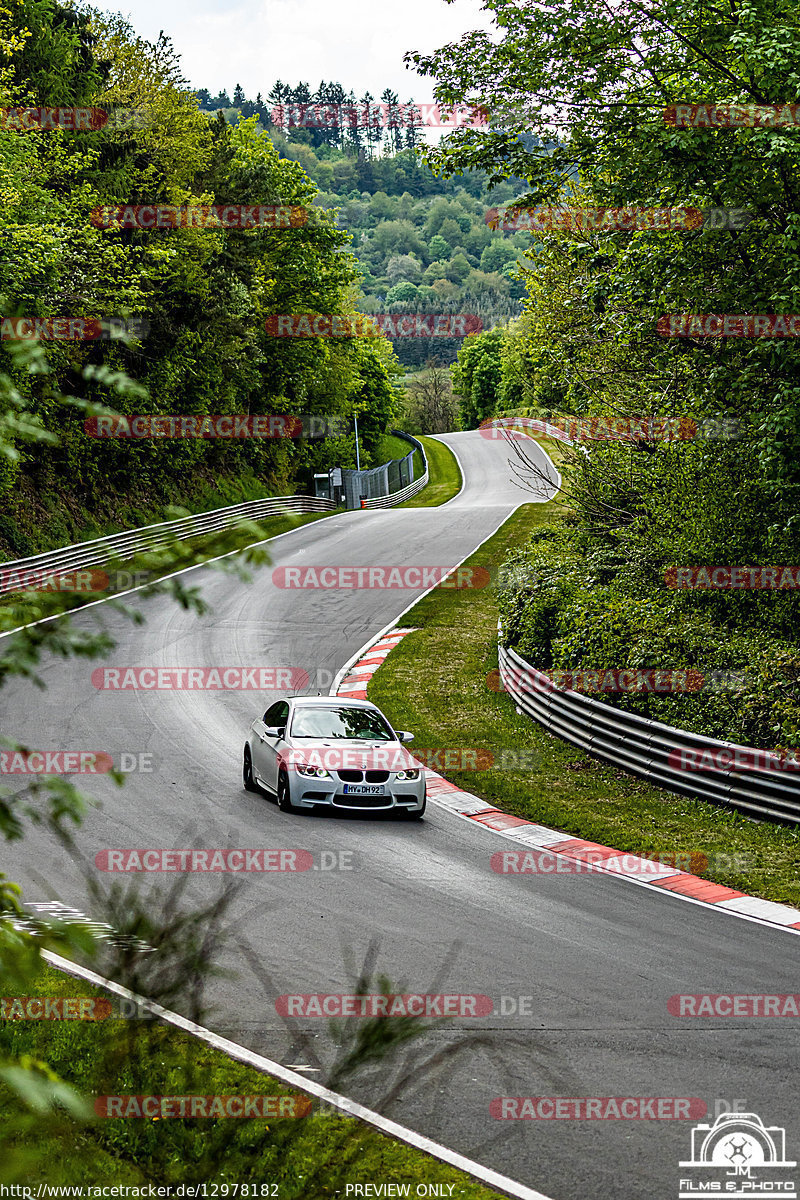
(0, 962), (505, 1197)
(0, 469), (287, 561)
(367, 501), (800, 907)
(397, 436), (462, 508)
(373, 434), (425, 484)
(374, 433), (417, 464)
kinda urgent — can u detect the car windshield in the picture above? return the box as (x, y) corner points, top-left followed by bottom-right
(289, 706), (395, 740)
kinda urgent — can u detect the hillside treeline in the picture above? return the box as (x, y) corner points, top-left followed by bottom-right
(0, 2), (401, 554)
(198, 82), (428, 156)
(436, 0), (800, 748)
(198, 81), (545, 361)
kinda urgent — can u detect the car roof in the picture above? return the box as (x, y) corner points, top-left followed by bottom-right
(286, 695), (377, 708)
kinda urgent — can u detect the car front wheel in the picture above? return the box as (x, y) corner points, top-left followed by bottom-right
(277, 768), (295, 813)
(243, 746), (258, 793)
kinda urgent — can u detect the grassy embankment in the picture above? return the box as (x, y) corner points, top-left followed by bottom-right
(0, 434), (462, 620)
(0, 961), (507, 1196)
(368, 497), (800, 908)
(397, 435), (462, 508)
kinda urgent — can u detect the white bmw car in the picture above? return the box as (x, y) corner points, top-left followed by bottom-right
(243, 695), (426, 818)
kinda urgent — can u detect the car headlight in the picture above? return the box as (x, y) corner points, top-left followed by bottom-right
(395, 768), (420, 780)
(296, 765), (331, 779)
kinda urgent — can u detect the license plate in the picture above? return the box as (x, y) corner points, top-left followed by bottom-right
(342, 784), (385, 795)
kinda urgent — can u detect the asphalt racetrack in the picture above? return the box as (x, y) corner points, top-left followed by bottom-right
(3, 430), (797, 1199)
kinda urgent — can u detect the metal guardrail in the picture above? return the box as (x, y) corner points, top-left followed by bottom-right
(0, 495), (335, 595)
(499, 640), (800, 825)
(361, 432), (429, 509)
(486, 416), (576, 445)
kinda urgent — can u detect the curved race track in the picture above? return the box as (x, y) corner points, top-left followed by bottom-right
(2, 431), (797, 1200)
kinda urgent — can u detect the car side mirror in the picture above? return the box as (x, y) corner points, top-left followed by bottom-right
(264, 726), (285, 739)
(395, 730), (414, 742)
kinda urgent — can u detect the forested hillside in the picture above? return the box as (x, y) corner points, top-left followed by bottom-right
(434, 0), (800, 749)
(197, 82), (539, 364)
(0, 10), (402, 555)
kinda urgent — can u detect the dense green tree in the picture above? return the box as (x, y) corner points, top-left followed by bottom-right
(410, 0), (800, 738)
(480, 240), (517, 273)
(386, 253), (422, 285)
(0, 1), (405, 522)
(447, 252), (471, 283)
(451, 328), (505, 428)
(428, 233), (451, 260)
(385, 281), (419, 304)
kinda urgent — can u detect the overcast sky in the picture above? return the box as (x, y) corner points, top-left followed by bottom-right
(103, 0), (495, 105)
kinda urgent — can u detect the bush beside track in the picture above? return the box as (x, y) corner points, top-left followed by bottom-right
(367, 502), (800, 908)
(0, 963), (507, 1197)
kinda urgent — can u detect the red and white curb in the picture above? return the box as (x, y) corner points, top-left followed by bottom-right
(337, 630), (800, 937)
(336, 628), (419, 699)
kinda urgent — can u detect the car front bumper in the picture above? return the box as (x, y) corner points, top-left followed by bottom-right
(288, 772), (426, 812)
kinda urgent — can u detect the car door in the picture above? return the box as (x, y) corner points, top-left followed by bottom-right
(252, 700), (289, 792)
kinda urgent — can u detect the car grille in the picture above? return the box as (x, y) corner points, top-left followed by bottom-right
(336, 770), (390, 783)
(333, 793), (392, 809)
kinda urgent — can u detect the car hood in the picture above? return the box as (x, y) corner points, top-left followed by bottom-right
(288, 738), (400, 749)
